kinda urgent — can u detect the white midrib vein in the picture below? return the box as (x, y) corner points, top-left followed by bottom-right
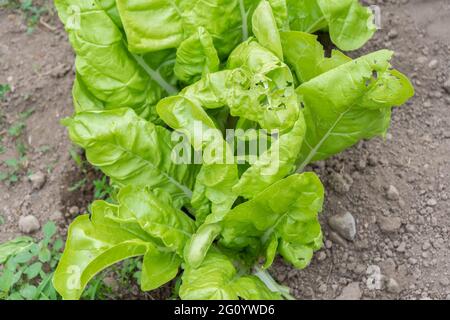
(131, 53), (178, 95)
(296, 108), (350, 173)
(239, 0), (249, 41)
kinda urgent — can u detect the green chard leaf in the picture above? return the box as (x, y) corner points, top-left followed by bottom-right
(232, 112), (306, 199)
(174, 27), (220, 85)
(317, 0), (377, 51)
(287, 0), (376, 51)
(281, 31), (351, 84)
(179, 250), (281, 300)
(62, 108), (198, 208)
(227, 40), (299, 132)
(296, 50), (414, 171)
(72, 74), (105, 113)
(115, 0), (288, 58)
(157, 95), (238, 220)
(53, 186), (195, 299)
(252, 0), (283, 60)
(55, 0), (176, 118)
(220, 173), (324, 269)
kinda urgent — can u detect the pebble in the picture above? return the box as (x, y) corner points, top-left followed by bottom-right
(422, 242), (431, 251)
(426, 198), (437, 207)
(428, 59), (438, 69)
(28, 171), (46, 190)
(18, 215), (40, 234)
(416, 56), (428, 65)
(318, 284), (327, 294)
(405, 224), (416, 233)
(439, 278), (449, 287)
(388, 29), (398, 39)
(328, 212), (356, 241)
(336, 282), (362, 300)
(69, 206), (80, 215)
(317, 251), (327, 261)
(386, 185), (400, 201)
(377, 216), (402, 233)
(386, 278), (401, 294)
(396, 242), (406, 253)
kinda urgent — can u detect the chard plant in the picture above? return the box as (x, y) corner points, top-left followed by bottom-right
(53, 0), (414, 300)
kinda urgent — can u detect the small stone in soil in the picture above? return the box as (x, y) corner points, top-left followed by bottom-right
(386, 185), (400, 201)
(426, 198), (437, 207)
(388, 29), (398, 39)
(377, 216), (402, 233)
(316, 251), (327, 261)
(386, 278), (401, 294)
(18, 215), (40, 234)
(28, 171), (46, 190)
(428, 59), (438, 69)
(328, 212), (356, 241)
(69, 206), (80, 215)
(336, 282), (362, 300)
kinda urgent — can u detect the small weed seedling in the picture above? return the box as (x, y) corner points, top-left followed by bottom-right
(0, 222), (63, 300)
(0, 84), (10, 100)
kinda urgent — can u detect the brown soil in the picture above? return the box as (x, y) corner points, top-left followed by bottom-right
(0, 0), (449, 300)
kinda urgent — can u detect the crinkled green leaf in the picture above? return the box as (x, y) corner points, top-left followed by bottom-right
(62, 108), (197, 208)
(117, 186), (195, 255)
(184, 223), (222, 268)
(281, 31), (351, 83)
(232, 111), (306, 199)
(116, 0), (288, 58)
(227, 40), (299, 132)
(116, 0), (186, 54)
(95, 0), (123, 28)
(220, 173), (324, 269)
(174, 27), (220, 85)
(287, 0), (326, 33)
(287, 0), (376, 51)
(318, 0), (376, 51)
(55, 0), (174, 117)
(180, 250), (281, 300)
(296, 50), (415, 170)
(157, 95), (238, 219)
(116, 0), (241, 58)
(252, 0), (283, 60)
(72, 74), (105, 113)
(53, 199), (183, 299)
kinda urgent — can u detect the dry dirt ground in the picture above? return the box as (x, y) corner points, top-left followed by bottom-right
(0, 0), (449, 300)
